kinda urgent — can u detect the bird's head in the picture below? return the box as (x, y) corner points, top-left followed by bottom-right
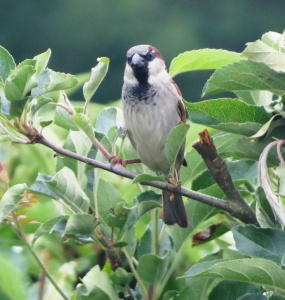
(124, 45), (168, 84)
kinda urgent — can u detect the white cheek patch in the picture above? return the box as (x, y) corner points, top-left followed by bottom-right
(123, 64), (139, 84)
(148, 59), (170, 85)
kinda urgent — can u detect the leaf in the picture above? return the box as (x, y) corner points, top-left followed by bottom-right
(43, 72), (78, 93)
(95, 107), (117, 136)
(32, 216), (68, 245)
(0, 114), (29, 143)
(0, 184), (27, 222)
(97, 179), (127, 227)
(31, 68), (55, 97)
(232, 225), (285, 263)
(250, 115), (285, 140)
(83, 57), (109, 102)
(137, 253), (172, 285)
(67, 218), (93, 239)
(72, 113), (95, 140)
(167, 200), (219, 251)
(123, 199), (161, 231)
(183, 258), (285, 293)
(30, 167), (90, 213)
(64, 214), (97, 237)
(218, 133), (279, 165)
(164, 123), (189, 165)
(227, 160), (258, 182)
(0, 255), (27, 300)
(209, 281), (262, 300)
(54, 105), (78, 131)
(169, 49), (242, 77)
(56, 131), (92, 188)
(5, 65), (37, 101)
(276, 163), (285, 196)
(73, 265), (117, 300)
(258, 141), (285, 228)
(255, 187), (276, 228)
(235, 90), (274, 106)
(203, 60), (285, 97)
(0, 45), (16, 81)
(33, 49), (51, 74)
(109, 267), (133, 285)
(132, 173), (166, 184)
(185, 98), (270, 136)
(243, 31), (285, 72)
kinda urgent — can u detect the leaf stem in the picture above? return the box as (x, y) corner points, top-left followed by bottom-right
(36, 134), (258, 225)
(122, 248), (149, 300)
(151, 209), (159, 255)
(12, 213), (69, 300)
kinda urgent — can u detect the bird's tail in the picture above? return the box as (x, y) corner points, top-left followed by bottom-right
(162, 190), (188, 228)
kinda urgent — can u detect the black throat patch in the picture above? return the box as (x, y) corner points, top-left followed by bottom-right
(124, 82), (157, 104)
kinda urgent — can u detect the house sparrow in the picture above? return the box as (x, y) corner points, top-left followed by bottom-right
(122, 45), (188, 228)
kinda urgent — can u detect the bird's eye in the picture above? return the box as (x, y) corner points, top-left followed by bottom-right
(127, 56), (132, 64)
(145, 50), (155, 61)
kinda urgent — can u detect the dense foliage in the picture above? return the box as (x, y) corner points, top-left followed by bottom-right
(1, 31), (285, 300)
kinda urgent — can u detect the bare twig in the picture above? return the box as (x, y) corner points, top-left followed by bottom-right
(33, 132), (258, 225)
(192, 130), (259, 226)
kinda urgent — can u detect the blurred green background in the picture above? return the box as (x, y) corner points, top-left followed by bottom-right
(0, 0), (284, 102)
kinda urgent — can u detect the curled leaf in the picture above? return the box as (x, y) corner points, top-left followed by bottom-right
(258, 140), (285, 228)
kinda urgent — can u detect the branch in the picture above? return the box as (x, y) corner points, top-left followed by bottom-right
(36, 133), (258, 225)
(192, 130), (259, 226)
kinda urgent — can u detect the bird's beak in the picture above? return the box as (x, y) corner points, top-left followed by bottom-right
(130, 53), (146, 68)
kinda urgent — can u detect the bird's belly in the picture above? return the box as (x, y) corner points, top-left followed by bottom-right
(124, 101), (179, 173)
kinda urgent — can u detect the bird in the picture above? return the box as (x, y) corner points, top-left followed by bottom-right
(122, 44), (188, 228)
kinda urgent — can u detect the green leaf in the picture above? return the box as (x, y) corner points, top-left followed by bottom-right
(183, 258), (285, 293)
(185, 98), (270, 136)
(56, 131), (92, 188)
(72, 113), (95, 140)
(164, 123), (189, 165)
(209, 281), (262, 300)
(5, 65), (37, 101)
(109, 267), (133, 285)
(123, 199), (161, 231)
(255, 187), (277, 228)
(95, 107), (117, 136)
(137, 253), (172, 285)
(30, 167), (90, 213)
(0, 184), (27, 222)
(169, 49), (242, 77)
(0, 114), (29, 143)
(0, 255), (27, 300)
(235, 90), (274, 106)
(242, 31), (285, 72)
(216, 132), (279, 165)
(97, 179), (127, 227)
(203, 60), (285, 97)
(43, 72), (78, 93)
(167, 200), (218, 251)
(0, 45), (16, 81)
(73, 265), (117, 300)
(227, 160), (258, 182)
(232, 225), (285, 263)
(54, 105), (78, 131)
(32, 216), (69, 245)
(83, 57), (109, 102)
(33, 49), (51, 74)
(250, 115), (285, 140)
(64, 214), (97, 237)
(132, 173), (166, 184)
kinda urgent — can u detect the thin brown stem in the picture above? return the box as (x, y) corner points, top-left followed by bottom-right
(192, 130), (259, 226)
(33, 133), (258, 225)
